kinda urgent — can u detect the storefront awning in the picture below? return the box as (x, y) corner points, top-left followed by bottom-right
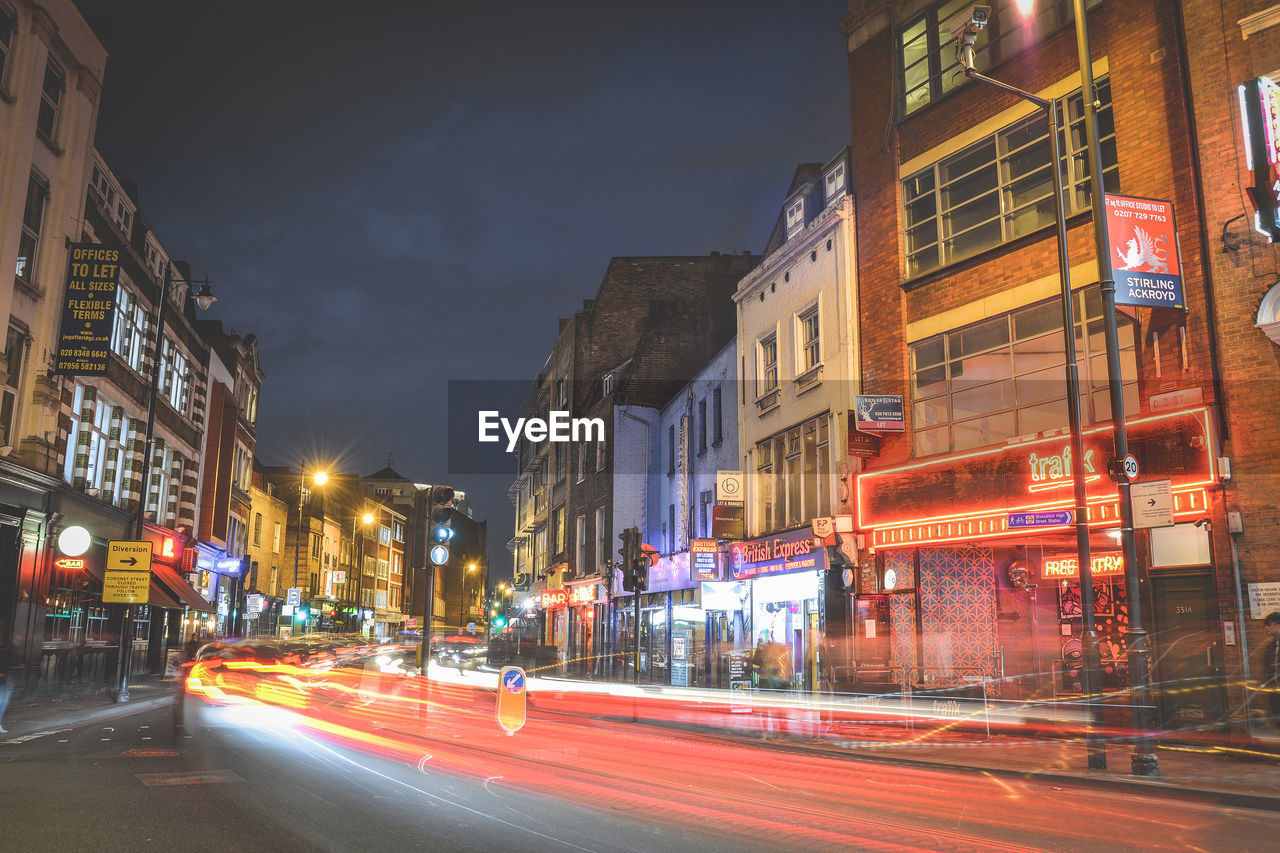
(153, 563), (215, 612)
(148, 581), (183, 610)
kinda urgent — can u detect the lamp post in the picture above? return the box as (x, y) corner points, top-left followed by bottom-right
(293, 468), (328, 634)
(116, 264), (217, 703)
(1069, 0), (1157, 776)
(954, 22), (1105, 770)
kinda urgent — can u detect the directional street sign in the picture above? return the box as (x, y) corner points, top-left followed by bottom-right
(1008, 510), (1074, 529)
(103, 540), (153, 604)
(1131, 479), (1175, 529)
(286, 587), (302, 607)
(430, 544), (449, 565)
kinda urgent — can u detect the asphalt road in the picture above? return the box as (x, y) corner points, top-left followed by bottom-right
(2, 696), (1278, 853)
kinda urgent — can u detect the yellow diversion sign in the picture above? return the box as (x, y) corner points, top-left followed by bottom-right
(103, 540), (153, 604)
(496, 666), (527, 735)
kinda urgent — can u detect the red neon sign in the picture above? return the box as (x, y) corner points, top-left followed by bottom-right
(857, 407), (1216, 549)
(1042, 552), (1124, 581)
(540, 589), (568, 609)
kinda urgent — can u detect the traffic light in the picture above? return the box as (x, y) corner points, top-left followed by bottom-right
(632, 554), (649, 592)
(429, 485), (454, 550)
(491, 614), (508, 631)
(619, 526), (638, 591)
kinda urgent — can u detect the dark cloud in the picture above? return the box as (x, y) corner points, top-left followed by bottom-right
(74, 0), (851, 563)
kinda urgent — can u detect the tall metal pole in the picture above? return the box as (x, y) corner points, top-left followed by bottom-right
(116, 265), (174, 703)
(1071, 0), (1157, 776)
(961, 63), (1104, 769)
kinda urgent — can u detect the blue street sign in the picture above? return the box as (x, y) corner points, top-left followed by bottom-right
(430, 544), (449, 565)
(1007, 510), (1074, 528)
(502, 668), (526, 693)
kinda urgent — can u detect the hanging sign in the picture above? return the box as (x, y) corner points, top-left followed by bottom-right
(1105, 194), (1184, 309)
(53, 243), (121, 375)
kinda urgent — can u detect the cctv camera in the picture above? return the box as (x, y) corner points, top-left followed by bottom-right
(949, 5), (991, 46)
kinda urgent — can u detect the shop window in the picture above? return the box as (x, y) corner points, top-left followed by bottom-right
(903, 76), (1117, 277)
(909, 286), (1139, 455)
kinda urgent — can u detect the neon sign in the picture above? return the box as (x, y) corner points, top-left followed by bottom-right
(567, 584), (595, 605)
(1042, 553), (1124, 580)
(857, 407), (1216, 549)
(54, 557), (86, 570)
(730, 528), (827, 580)
(540, 589), (568, 609)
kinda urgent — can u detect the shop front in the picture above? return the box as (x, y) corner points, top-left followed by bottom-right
(564, 577), (599, 677)
(855, 406), (1225, 723)
(726, 528), (829, 693)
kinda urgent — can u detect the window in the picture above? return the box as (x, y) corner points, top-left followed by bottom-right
(232, 442), (251, 492)
(668, 505), (676, 554)
(312, 532), (322, 559)
(754, 415), (830, 534)
(903, 77), (1118, 277)
(785, 197), (805, 237)
(0, 4), (14, 84)
(111, 285), (149, 372)
(556, 378), (569, 409)
(253, 513), (263, 547)
(698, 399), (707, 453)
(534, 526), (547, 575)
(36, 60), (63, 141)
(273, 522), (281, 553)
(825, 160), (847, 204)
(667, 425), (676, 475)
(5, 325), (25, 389)
(712, 386), (723, 444)
(899, 0), (1100, 116)
(596, 432), (607, 470)
(798, 304), (820, 372)
(595, 507), (607, 571)
(910, 287), (1139, 455)
(379, 526), (391, 545)
(15, 174), (47, 282)
(700, 490), (713, 538)
(759, 334), (779, 394)
(555, 442), (566, 481)
(575, 515), (587, 575)
(576, 445), (586, 482)
(160, 338), (190, 414)
(63, 384), (130, 503)
(393, 522), (404, 541)
(553, 506), (565, 555)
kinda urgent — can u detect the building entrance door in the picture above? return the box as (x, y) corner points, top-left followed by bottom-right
(1151, 571), (1227, 728)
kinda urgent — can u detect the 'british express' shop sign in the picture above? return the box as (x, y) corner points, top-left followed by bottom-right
(730, 528), (827, 580)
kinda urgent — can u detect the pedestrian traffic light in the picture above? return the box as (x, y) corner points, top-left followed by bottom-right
(619, 526), (640, 592)
(430, 485), (454, 551)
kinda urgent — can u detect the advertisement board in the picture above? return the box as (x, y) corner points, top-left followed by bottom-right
(854, 396), (905, 431)
(729, 528), (827, 580)
(53, 243), (121, 375)
(1104, 194), (1184, 309)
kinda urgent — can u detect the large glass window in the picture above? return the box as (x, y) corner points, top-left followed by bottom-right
(898, 0), (1101, 116)
(63, 385), (131, 502)
(160, 338), (190, 414)
(910, 287), (1139, 455)
(904, 78), (1118, 277)
(754, 414), (830, 534)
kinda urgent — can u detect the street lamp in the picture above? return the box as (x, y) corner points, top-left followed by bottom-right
(953, 9), (1104, 771)
(293, 468), (329, 631)
(117, 264), (217, 703)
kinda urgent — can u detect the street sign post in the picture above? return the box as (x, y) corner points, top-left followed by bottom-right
(103, 540), (153, 604)
(286, 587), (302, 607)
(496, 666), (527, 735)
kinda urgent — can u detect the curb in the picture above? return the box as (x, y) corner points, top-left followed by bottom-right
(3, 693), (177, 741)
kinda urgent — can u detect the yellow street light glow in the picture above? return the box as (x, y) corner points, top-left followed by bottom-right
(362, 512), (374, 524)
(468, 563), (477, 572)
(313, 470), (329, 485)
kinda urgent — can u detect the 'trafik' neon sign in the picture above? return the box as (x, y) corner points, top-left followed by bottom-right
(1028, 445), (1095, 484)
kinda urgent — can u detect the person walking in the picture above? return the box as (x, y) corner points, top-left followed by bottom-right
(752, 633), (792, 739)
(1262, 612), (1280, 729)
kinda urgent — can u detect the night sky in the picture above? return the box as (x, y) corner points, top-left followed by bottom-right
(72, 1), (852, 566)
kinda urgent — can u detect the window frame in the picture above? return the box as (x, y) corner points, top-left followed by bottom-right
(16, 173), (48, 284)
(797, 302), (821, 373)
(36, 58), (64, 143)
(902, 77), (1118, 277)
(758, 332), (779, 396)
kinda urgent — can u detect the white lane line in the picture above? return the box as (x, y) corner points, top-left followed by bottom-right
(2, 729), (71, 745)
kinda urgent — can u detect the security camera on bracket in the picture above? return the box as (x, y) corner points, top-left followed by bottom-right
(949, 5), (991, 71)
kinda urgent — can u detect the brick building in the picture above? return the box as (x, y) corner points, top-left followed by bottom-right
(841, 0), (1247, 733)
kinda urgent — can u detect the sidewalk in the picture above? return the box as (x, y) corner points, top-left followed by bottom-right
(1, 680), (179, 741)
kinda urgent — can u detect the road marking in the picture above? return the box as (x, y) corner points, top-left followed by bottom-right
(136, 770), (243, 786)
(1, 729), (70, 745)
(121, 747), (180, 757)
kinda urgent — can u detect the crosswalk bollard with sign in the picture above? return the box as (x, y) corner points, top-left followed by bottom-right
(496, 666), (527, 735)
